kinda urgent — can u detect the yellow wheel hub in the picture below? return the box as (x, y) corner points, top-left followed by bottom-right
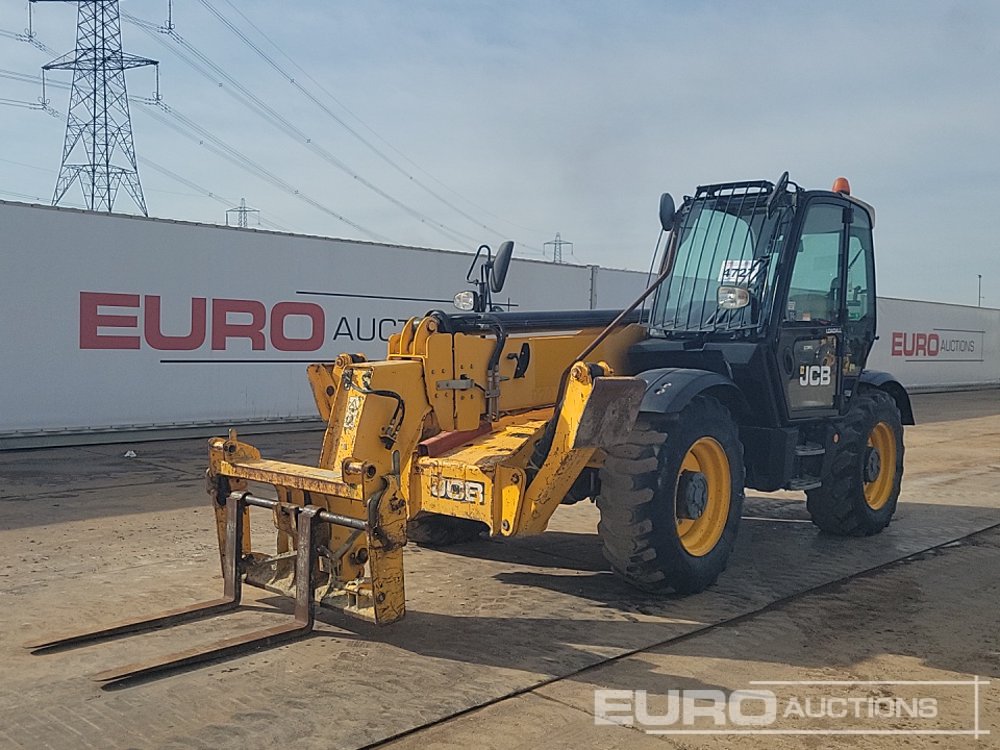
(675, 437), (731, 557)
(864, 421), (896, 510)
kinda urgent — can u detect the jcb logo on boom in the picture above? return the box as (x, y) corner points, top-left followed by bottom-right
(429, 477), (486, 505)
(799, 365), (831, 387)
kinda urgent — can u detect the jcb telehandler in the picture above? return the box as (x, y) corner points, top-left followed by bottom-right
(29, 173), (912, 682)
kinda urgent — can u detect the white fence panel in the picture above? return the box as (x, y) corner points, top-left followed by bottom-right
(869, 298), (1000, 391)
(1, 201), (994, 447)
(0, 202), (636, 443)
(590, 265), (648, 308)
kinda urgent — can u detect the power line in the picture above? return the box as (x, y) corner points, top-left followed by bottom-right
(138, 157), (229, 203)
(122, 19), (394, 240)
(0, 67), (48, 85)
(0, 99), (260, 223)
(0, 187), (85, 209)
(137, 100), (391, 241)
(0, 156), (53, 172)
(138, 156), (289, 232)
(6, 19), (546, 255)
(122, 12), (483, 249)
(2, 65), (306, 236)
(0, 188), (45, 201)
(0, 25), (56, 54)
(212, 0), (549, 245)
(201, 0), (545, 250)
(0, 96), (45, 110)
(0, 66), (78, 119)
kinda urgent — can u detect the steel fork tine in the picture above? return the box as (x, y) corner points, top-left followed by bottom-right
(90, 506), (320, 684)
(24, 494), (245, 653)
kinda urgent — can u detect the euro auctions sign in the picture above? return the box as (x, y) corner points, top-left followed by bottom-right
(78, 292), (408, 353)
(889, 329), (984, 362)
(865, 298), (998, 391)
(593, 678), (990, 738)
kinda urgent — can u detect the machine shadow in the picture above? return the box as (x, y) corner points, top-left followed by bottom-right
(422, 495), (815, 575)
(435, 531), (611, 572)
(309, 500), (999, 685)
(84, 499), (998, 690)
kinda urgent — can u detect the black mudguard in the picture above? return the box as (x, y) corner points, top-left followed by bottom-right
(636, 367), (748, 418)
(858, 370), (915, 425)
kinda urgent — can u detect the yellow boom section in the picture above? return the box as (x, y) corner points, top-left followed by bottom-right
(205, 315), (646, 625)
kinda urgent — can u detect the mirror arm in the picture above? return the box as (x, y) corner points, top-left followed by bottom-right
(467, 244), (490, 283)
(479, 258), (492, 312)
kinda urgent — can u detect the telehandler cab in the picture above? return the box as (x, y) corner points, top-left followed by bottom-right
(29, 173), (912, 682)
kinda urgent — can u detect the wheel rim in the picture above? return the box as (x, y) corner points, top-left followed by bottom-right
(864, 422), (896, 510)
(675, 437), (731, 557)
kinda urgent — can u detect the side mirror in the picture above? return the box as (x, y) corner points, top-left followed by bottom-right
(659, 192), (675, 232)
(490, 240), (514, 293)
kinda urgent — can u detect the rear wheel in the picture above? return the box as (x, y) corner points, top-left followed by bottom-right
(406, 513), (488, 547)
(807, 389), (904, 536)
(596, 395), (745, 593)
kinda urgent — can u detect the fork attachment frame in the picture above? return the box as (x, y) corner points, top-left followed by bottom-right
(25, 492), (340, 684)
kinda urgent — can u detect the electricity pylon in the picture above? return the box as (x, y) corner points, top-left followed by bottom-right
(544, 232), (572, 264)
(33, 0), (158, 214)
(226, 198), (260, 228)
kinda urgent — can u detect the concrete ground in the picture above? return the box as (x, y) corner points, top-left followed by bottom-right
(0, 390), (997, 749)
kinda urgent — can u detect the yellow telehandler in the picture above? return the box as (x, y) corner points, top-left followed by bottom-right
(28, 173), (912, 682)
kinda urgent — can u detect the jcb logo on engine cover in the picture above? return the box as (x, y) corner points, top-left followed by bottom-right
(429, 477), (486, 504)
(799, 365), (831, 386)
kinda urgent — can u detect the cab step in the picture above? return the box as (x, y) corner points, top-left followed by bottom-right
(794, 442), (826, 457)
(788, 475), (822, 491)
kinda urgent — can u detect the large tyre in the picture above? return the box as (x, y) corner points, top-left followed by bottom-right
(807, 389), (904, 536)
(406, 513), (488, 547)
(596, 395), (745, 594)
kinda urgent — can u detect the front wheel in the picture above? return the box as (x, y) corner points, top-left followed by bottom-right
(807, 389), (904, 536)
(596, 395), (745, 594)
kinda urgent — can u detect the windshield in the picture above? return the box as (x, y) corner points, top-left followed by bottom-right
(650, 185), (792, 334)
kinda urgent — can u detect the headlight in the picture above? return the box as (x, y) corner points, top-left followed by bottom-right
(453, 290), (478, 311)
(717, 285), (750, 309)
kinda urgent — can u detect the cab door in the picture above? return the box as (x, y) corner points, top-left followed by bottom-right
(776, 200), (848, 420)
(841, 206), (877, 397)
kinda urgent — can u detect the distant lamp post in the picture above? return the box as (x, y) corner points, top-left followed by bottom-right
(978, 274), (983, 307)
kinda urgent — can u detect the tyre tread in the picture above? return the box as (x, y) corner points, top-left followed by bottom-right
(596, 396), (744, 594)
(806, 389), (904, 536)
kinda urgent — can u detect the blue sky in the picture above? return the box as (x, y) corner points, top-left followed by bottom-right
(1, 0), (998, 305)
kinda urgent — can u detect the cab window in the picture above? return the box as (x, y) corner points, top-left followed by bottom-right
(785, 203), (844, 324)
(845, 209), (874, 322)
